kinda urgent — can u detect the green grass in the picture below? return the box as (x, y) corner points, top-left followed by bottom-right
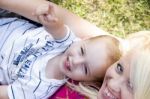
(51, 0), (150, 38)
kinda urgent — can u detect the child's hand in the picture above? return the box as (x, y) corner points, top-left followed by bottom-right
(33, 3), (66, 39)
(34, 3), (58, 26)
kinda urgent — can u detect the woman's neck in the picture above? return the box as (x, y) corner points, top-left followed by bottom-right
(45, 54), (65, 80)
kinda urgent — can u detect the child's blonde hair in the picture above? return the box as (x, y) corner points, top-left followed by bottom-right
(88, 35), (122, 67)
(86, 35), (122, 81)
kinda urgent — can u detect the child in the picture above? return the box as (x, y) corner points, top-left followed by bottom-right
(0, 3), (122, 99)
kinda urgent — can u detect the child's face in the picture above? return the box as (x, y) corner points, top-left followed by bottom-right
(59, 40), (110, 81)
(98, 51), (134, 99)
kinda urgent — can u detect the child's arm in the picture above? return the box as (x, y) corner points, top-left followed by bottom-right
(34, 3), (67, 40)
(0, 0), (45, 22)
(0, 85), (9, 99)
(0, 0), (108, 38)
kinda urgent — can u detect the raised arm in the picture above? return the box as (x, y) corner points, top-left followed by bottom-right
(34, 3), (67, 40)
(0, 0), (47, 22)
(0, 0), (108, 38)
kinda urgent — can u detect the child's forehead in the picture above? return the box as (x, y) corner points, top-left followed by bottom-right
(83, 38), (104, 44)
(85, 36), (118, 45)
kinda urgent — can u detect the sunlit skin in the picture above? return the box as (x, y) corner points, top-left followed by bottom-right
(58, 40), (110, 81)
(98, 51), (134, 99)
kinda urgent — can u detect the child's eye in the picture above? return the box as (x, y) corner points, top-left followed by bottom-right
(116, 63), (123, 74)
(84, 65), (88, 75)
(80, 46), (84, 55)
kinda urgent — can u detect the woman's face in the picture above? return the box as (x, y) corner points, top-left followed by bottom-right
(98, 52), (134, 99)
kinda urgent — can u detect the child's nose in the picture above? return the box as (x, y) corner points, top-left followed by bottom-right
(72, 57), (85, 66)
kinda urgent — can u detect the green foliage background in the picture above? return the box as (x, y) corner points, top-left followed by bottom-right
(51, 0), (150, 38)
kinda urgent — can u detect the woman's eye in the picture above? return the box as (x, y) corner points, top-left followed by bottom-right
(116, 63), (123, 74)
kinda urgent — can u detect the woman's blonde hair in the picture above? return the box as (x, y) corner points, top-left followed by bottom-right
(128, 31), (150, 99)
(127, 30), (150, 50)
(67, 81), (98, 99)
(130, 49), (150, 99)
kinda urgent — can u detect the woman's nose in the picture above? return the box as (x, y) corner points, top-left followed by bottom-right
(108, 78), (121, 93)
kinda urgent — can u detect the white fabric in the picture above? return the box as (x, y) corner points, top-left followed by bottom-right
(0, 18), (79, 99)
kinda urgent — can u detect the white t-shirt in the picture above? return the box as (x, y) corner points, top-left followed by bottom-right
(0, 18), (79, 99)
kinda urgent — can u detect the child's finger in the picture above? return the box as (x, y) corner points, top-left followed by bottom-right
(45, 3), (58, 22)
(37, 15), (48, 25)
(48, 3), (56, 17)
(47, 14), (58, 22)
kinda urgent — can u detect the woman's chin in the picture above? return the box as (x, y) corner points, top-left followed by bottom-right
(97, 80), (106, 99)
(97, 89), (103, 99)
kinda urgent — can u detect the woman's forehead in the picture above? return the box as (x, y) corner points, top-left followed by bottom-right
(119, 51), (135, 68)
